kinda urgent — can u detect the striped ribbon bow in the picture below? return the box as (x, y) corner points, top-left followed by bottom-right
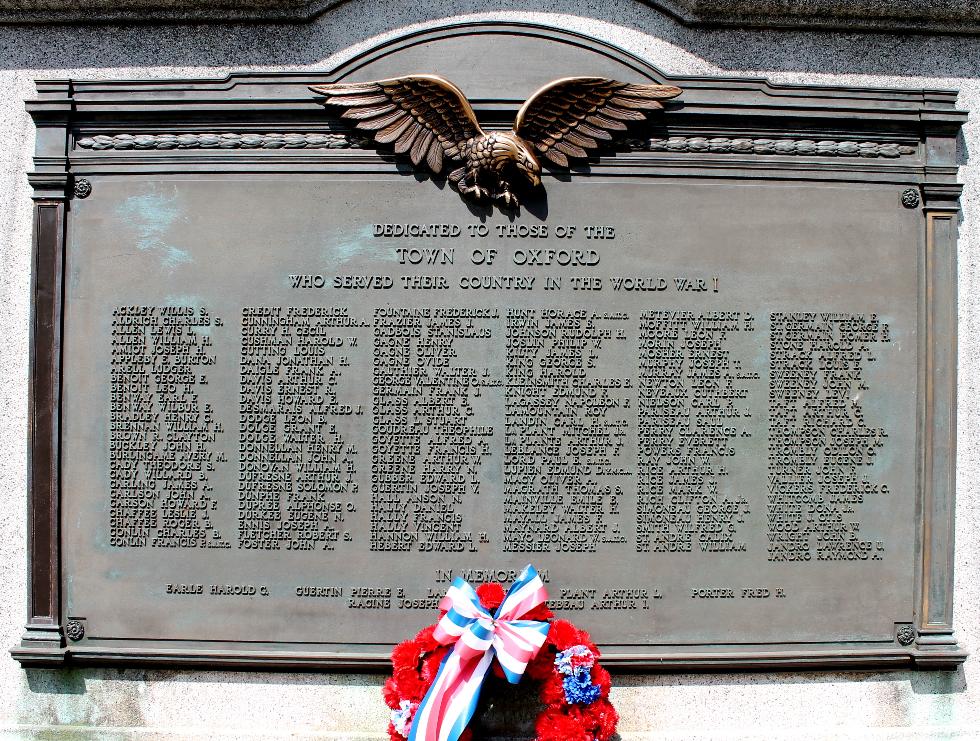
(408, 565), (550, 741)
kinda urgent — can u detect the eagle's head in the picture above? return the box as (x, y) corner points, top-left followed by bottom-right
(495, 131), (542, 187)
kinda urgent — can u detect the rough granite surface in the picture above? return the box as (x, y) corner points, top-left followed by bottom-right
(4, 0), (980, 31)
(0, 1), (979, 738)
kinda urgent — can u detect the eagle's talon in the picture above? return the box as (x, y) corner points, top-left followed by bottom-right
(496, 189), (519, 209)
(466, 185), (490, 202)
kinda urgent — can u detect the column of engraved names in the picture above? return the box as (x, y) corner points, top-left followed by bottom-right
(371, 308), (500, 552)
(504, 309), (631, 553)
(239, 307), (367, 551)
(636, 312), (756, 554)
(768, 312), (890, 562)
(110, 306), (227, 548)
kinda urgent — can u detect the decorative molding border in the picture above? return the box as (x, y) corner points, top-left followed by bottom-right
(77, 132), (918, 160)
(651, 0), (980, 35)
(16, 198), (66, 667)
(631, 137), (917, 158)
(0, 0), (337, 24)
(76, 133), (366, 151)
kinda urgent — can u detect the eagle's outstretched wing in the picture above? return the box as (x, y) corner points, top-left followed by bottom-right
(514, 77), (682, 167)
(309, 75), (483, 175)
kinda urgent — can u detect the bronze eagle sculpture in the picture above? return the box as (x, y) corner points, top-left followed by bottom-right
(310, 75), (681, 207)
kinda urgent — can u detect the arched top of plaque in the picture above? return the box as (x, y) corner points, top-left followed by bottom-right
(329, 22), (676, 104)
(42, 18), (961, 130)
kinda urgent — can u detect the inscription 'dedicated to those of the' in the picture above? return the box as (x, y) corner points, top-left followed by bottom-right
(105, 218), (897, 624)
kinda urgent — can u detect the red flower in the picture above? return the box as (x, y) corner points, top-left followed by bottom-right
(535, 707), (593, 741)
(525, 646), (556, 681)
(391, 638), (423, 673)
(545, 619), (583, 651)
(383, 677), (401, 709)
(390, 665), (427, 704)
(413, 624), (440, 654)
(421, 645), (449, 684)
(538, 674), (566, 707)
(582, 698), (620, 740)
(523, 603), (554, 621)
(591, 664), (612, 697)
(476, 582), (505, 612)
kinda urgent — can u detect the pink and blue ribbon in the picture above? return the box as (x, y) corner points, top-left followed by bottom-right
(408, 564), (550, 741)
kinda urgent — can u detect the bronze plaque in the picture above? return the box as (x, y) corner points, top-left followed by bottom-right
(14, 22), (967, 670)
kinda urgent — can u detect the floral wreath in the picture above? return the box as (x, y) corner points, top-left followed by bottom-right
(384, 573), (618, 741)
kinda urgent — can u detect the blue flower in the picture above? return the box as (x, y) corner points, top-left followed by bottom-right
(562, 669), (601, 705)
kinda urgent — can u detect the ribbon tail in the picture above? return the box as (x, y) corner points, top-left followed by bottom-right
(439, 648), (495, 741)
(408, 646), (496, 741)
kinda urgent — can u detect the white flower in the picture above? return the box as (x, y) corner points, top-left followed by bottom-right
(391, 699), (418, 738)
